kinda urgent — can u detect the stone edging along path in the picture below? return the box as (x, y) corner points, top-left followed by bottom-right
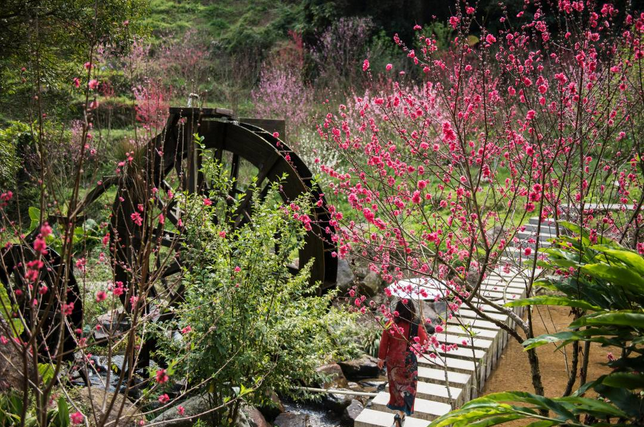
(354, 217), (553, 427)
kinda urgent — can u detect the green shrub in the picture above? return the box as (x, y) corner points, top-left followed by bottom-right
(0, 121), (29, 191)
(155, 157), (337, 425)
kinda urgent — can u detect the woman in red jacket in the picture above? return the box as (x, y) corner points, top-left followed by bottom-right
(377, 300), (432, 427)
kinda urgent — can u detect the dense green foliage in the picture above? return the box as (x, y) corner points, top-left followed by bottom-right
(0, 0), (145, 123)
(154, 157), (343, 425)
(0, 392), (71, 427)
(0, 122), (29, 190)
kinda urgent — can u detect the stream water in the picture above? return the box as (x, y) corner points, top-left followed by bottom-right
(282, 400), (344, 427)
(280, 376), (387, 427)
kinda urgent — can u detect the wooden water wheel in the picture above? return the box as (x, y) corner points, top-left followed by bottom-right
(0, 244), (83, 362)
(112, 107), (338, 367)
(5, 107), (337, 366)
(109, 108), (337, 299)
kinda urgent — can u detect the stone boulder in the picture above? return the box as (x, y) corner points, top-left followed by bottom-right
(150, 394), (211, 427)
(78, 388), (144, 427)
(336, 259), (355, 292)
(273, 412), (310, 427)
(358, 271), (383, 297)
(257, 389), (284, 421)
(315, 363), (348, 389)
(338, 356), (380, 380)
(94, 309), (129, 341)
(322, 392), (352, 415)
(342, 399), (364, 425)
(242, 404), (271, 427)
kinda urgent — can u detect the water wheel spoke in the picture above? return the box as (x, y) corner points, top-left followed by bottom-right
(159, 230), (183, 248)
(229, 153), (241, 194)
(256, 151), (281, 187)
(152, 195), (185, 229)
(233, 182), (271, 229)
(154, 258), (185, 304)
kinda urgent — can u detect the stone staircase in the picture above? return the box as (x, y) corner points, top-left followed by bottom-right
(354, 217), (557, 427)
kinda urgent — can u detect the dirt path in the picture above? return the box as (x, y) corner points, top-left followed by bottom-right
(482, 305), (614, 424)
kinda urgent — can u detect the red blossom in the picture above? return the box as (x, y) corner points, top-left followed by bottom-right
(95, 291), (107, 302)
(156, 369), (169, 384)
(131, 212), (143, 226)
(70, 412), (84, 425)
(33, 237), (47, 255)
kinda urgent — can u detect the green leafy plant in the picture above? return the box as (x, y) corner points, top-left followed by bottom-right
(324, 307), (381, 359)
(0, 393), (70, 427)
(26, 206), (101, 255)
(154, 159), (338, 426)
(0, 121), (28, 191)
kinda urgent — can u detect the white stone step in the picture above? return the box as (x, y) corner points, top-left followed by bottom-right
(435, 333), (494, 350)
(418, 353), (477, 371)
(470, 302), (525, 320)
(470, 299), (525, 319)
(471, 298), (520, 309)
(445, 324), (499, 340)
(468, 303), (508, 313)
(475, 289), (522, 300)
(447, 317), (501, 331)
(454, 308), (509, 323)
(484, 275), (527, 286)
(386, 381), (463, 406)
(488, 268), (524, 278)
(517, 231), (555, 242)
(501, 247), (534, 263)
(415, 381), (463, 405)
(529, 217), (556, 226)
(447, 317), (505, 353)
(372, 392), (451, 421)
(455, 309), (514, 334)
(483, 279), (527, 289)
(417, 366), (470, 387)
(480, 288), (526, 298)
(515, 239), (552, 249)
(417, 366), (473, 402)
(483, 284), (527, 294)
(421, 355), (492, 389)
(481, 282), (526, 293)
(445, 320), (506, 359)
(355, 408), (429, 427)
(523, 223), (558, 234)
(430, 345), (486, 361)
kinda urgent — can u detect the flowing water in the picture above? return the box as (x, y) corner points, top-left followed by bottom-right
(280, 377), (387, 427)
(282, 400), (344, 427)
